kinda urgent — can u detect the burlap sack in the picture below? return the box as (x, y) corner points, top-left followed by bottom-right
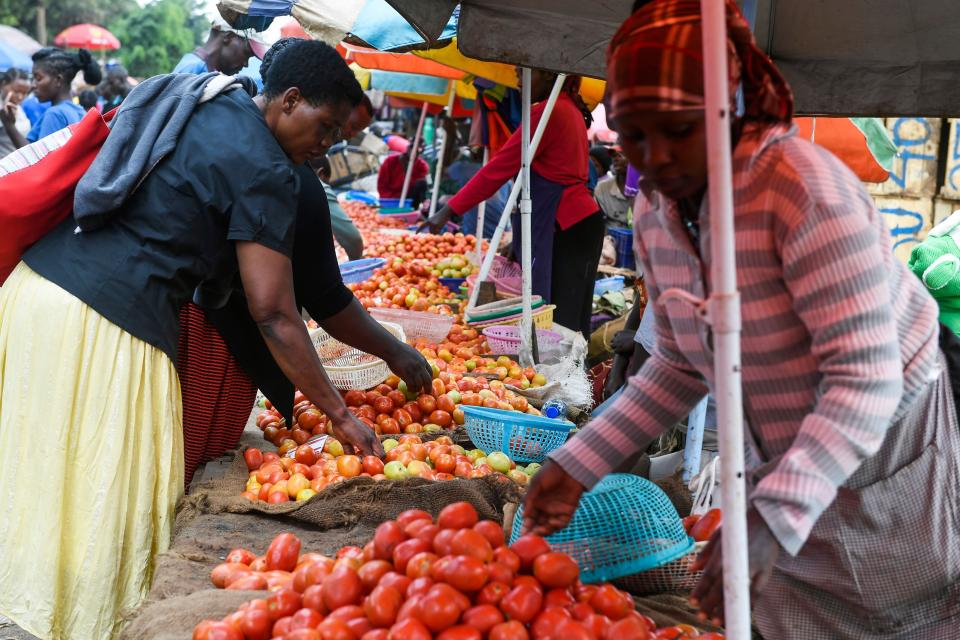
(120, 589), (267, 640)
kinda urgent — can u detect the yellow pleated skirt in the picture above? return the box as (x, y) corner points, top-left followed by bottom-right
(0, 262), (184, 640)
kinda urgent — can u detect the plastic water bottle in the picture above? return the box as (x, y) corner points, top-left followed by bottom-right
(542, 399), (567, 420)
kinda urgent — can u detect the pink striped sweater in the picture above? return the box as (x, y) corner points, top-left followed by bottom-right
(551, 123), (941, 556)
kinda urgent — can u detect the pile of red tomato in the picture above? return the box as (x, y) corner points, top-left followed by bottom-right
(196, 502), (724, 640)
(364, 233), (481, 264)
(342, 202), (410, 236)
(349, 261), (457, 315)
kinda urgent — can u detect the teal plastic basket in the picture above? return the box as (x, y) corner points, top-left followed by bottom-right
(461, 405), (573, 463)
(509, 474), (694, 583)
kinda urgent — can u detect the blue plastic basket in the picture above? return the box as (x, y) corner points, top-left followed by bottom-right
(608, 227), (636, 270)
(509, 474), (694, 583)
(461, 405), (573, 463)
(439, 277), (466, 292)
(344, 190), (378, 204)
(594, 276), (626, 296)
(379, 197), (412, 208)
(339, 258), (385, 284)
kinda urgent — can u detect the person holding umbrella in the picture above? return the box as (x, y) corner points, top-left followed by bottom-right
(522, 1), (960, 638)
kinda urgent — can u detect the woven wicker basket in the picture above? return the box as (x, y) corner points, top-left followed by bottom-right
(308, 321), (405, 390)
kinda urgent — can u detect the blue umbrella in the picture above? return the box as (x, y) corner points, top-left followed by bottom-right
(0, 40), (33, 71)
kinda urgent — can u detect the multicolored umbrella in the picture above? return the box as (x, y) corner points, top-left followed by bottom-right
(54, 24), (121, 51)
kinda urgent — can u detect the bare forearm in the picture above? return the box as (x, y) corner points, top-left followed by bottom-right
(3, 122), (26, 149)
(255, 309), (352, 423)
(321, 299), (403, 361)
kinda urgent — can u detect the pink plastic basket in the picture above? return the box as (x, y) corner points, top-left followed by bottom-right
(482, 325), (563, 355)
(467, 255), (523, 296)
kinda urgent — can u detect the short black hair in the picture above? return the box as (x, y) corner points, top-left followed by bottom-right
(590, 145), (613, 174)
(1, 67), (29, 86)
(79, 89), (98, 110)
(33, 47), (102, 85)
(262, 39), (362, 108)
(309, 155), (332, 179)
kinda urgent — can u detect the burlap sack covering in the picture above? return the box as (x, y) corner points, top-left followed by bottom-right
(119, 590), (267, 640)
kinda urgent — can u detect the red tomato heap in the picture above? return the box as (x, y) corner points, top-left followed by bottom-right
(682, 509), (723, 543)
(363, 232), (482, 264)
(197, 503), (725, 639)
(349, 260), (457, 314)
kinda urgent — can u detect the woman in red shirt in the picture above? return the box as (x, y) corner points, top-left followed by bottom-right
(424, 70), (604, 337)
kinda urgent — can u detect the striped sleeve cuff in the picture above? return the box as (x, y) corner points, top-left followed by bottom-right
(549, 356), (708, 489)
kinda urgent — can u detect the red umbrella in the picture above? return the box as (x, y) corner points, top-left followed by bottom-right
(54, 24), (120, 51)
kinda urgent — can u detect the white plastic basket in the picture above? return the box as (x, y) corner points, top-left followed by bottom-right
(613, 541), (706, 595)
(308, 321), (405, 390)
(368, 307), (454, 344)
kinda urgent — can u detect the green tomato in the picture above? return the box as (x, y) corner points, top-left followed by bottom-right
(382, 438), (400, 452)
(384, 460), (409, 480)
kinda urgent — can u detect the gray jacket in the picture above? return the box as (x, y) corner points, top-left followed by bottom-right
(73, 72), (242, 231)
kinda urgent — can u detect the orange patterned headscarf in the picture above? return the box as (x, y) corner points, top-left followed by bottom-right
(606, 0), (793, 124)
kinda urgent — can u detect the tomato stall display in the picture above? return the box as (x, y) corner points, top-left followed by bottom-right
(349, 261), (457, 314)
(363, 232), (482, 264)
(196, 503), (726, 639)
(254, 365), (545, 452)
(342, 201), (410, 235)
(240, 435), (540, 502)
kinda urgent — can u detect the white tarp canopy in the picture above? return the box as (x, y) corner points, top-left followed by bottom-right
(381, 0), (960, 116)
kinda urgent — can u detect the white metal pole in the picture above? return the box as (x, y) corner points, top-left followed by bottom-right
(399, 101), (428, 206)
(428, 81), (458, 218)
(518, 68), (534, 366)
(473, 146), (490, 265)
(466, 74), (566, 312)
(701, 0), (750, 637)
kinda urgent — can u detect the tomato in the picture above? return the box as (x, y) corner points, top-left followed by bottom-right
(477, 580), (510, 606)
(510, 534), (550, 571)
(403, 402), (423, 423)
(607, 616), (653, 639)
(238, 608), (272, 640)
(374, 396), (395, 415)
(374, 521), (408, 560)
(589, 585), (633, 621)
(290, 607), (324, 630)
(360, 455), (384, 476)
(436, 626), (482, 640)
(416, 395), (437, 414)
(367, 569), (403, 593)
(266, 588), (302, 621)
(420, 584), (466, 632)
(244, 448), (265, 471)
(358, 559), (393, 590)
(553, 619), (594, 640)
(451, 528), (494, 563)
(393, 409), (414, 428)
(432, 528), (457, 556)
(489, 620), (531, 640)
(487, 562), (514, 585)
(689, 508), (722, 542)
(682, 515), (701, 535)
(285, 629), (322, 640)
(193, 620), (242, 640)
(225, 572), (268, 591)
(347, 617), (374, 638)
(499, 584), (543, 623)
(474, 520), (506, 549)
(392, 538), (431, 574)
(429, 410), (453, 427)
(266, 533), (301, 572)
(436, 394), (457, 414)
(302, 584), (325, 613)
(380, 418), (402, 435)
(444, 555), (489, 592)
(345, 390), (366, 407)
(396, 593), (423, 623)
(543, 588), (575, 610)
(361, 630), (389, 640)
(438, 502), (479, 530)
(533, 553), (580, 589)
(210, 562), (251, 588)
(337, 455), (363, 478)
(461, 604), (504, 634)
(364, 584), (404, 628)
(323, 565), (364, 610)
(387, 618), (432, 640)
(569, 603), (593, 621)
(405, 551), (438, 579)
(326, 605), (364, 622)
(317, 617), (355, 640)
(531, 608), (572, 639)
(296, 445), (319, 466)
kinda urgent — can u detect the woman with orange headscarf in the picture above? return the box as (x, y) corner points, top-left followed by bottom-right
(522, 1), (960, 637)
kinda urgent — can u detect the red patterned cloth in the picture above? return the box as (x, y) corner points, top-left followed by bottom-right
(606, 0), (793, 124)
(177, 302), (258, 488)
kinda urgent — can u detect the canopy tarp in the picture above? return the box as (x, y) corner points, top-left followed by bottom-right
(380, 0), (960, 117)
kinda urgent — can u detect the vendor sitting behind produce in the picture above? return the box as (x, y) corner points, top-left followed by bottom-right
(523, 2), (960, 638)
(378, 139), (429, 207)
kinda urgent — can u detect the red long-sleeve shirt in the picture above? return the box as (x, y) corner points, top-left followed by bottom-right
(377, 153), (429, 199)
(448, 93), (597, 230)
